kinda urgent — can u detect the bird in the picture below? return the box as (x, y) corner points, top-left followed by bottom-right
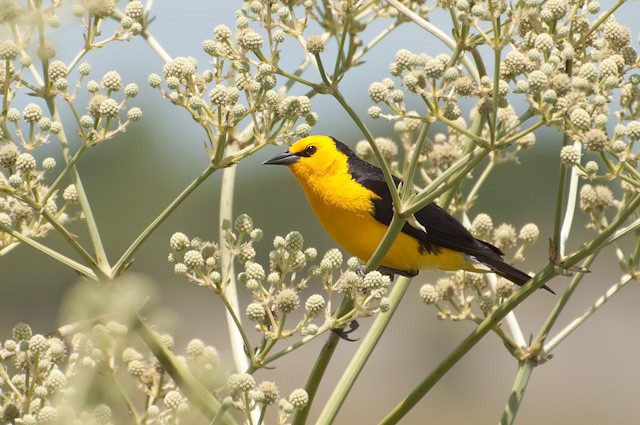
(263, 135), (552, 293)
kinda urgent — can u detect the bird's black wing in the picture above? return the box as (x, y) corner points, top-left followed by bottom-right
(333, 138), (553, 292)
(339, 145), (488, 256)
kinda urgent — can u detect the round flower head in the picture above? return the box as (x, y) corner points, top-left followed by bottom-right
(259, 381), (279, 405)
(164, 390), (183, 410)
(184, 250), (204, 269)
(626, 121), (640, 141)
(453, 76), (475, 96)
(0, 144), (19, 168)
(583, 128), (609, 152)
(296, 123), (312, 138)
(375, 137), (398, 159)
(306, 35), (325, 54)
(0, 40), (18, 60)
(46, 368), (67, 391)
(79, 115), (94, 128)
(560, 145), (581, 166)
(569, 107), (590, 130)
(234, 213), (253, 233)
(436, 278), (455, 300)
(99, 98), (120, 118)
(238, 30), (263, 51)
(274, 288), (300, 313)
(246, 303), (266, 322)
(37, 406), (58, 425)
(496, 278), (515, 298)
(534, 33), (554, 52)
(419, 284), (439, 304)
(323, 248), (343, 268)
(518, 223), (539, 244)
(227, 373), (256, 393)
(148, 73), (162, 88)
(102, 70), (122, 91)
(124, 83), (139, 97)
(86, 80), (100, 93)
(13, 322), (32, 341)
(125, 0), (144, 20)
(368, 82), (389, 103)
(127, 107), (142, 122)
(7, 108), (20, 122)
(214, 24), (232, 42)
(48, 60), (67, 81)
(305, 294), (325, 316)
(288, 389), (309, 408)
(16, 153), (36, 172)
(22, 103), (42, 123)
(493, 223), (517, 249)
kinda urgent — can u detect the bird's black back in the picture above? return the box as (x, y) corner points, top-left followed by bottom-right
(331, 137), (504, 262)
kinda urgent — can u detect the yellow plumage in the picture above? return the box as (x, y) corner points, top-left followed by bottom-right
(264, 135), (551, 292)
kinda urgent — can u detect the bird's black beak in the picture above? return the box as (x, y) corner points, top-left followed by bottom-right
(263, 150), (300, 165)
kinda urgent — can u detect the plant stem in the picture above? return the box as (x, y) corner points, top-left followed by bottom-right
(364, 213), (406, 274)
(111, 165), (217, 277)
(315, 276), (412, 425)
(498, 360), (535, 425)
(134, 314), (238, 425)
(290, 297), (354, 425)
(218, 143), (251, 374)
(0, 222), (96, 279)
(45, 97), (110, 274)
(559, 142), (582, 258)
(331, 90), (402, 210)
(534, 254), (597, 344)
(378, 263), (557, 425)
(540, 273), (633, 357)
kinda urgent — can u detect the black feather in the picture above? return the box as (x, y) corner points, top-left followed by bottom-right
(330, 137), (554, 294)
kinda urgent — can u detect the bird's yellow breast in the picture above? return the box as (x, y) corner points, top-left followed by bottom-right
(289, 158), (469, 273)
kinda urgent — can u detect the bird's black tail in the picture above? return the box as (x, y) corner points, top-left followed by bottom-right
(481, 256), (555, 294)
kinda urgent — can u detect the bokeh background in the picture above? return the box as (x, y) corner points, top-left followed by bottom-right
(2, 1), (640, 424)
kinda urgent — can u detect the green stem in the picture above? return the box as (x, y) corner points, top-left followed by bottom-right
(540, 273), (634, 357)
(111, 165), (217, 277)
(134, 315), (238, 425)
(535, 254), (597, 345)
(401, 123), (431, 201)
(218, 144), (252, 373)
(498, 360), (535, 425)
(42, 143), (89, 205)
(316, 276), (412, 425)
(290, 297), (354, 425)
(0, 222), (96, 279)
(551, 137), (570, 262)
(45, 97), (110, 273)
(403, 147), (488, 215)
(331, 90), (402, 210)
(364, 213), (406, 274)
(378, 263), (558, 425)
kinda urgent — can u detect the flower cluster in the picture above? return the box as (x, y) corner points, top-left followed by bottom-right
(0, 321), (200, 425)
(222, 373), (309, 424)
(0, 1), (143, 256)
(417, 213), (540, 321)
(147, 7), (323, 160)
(169, 214), (391, 350)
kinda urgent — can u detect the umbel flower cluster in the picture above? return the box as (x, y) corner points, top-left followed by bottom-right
(0, 0), (142, 258)
(169, 214), (391, 344)
(362, 6), (638, 232)
(0, 321), (197, 425)
(0, 320), (313, 425)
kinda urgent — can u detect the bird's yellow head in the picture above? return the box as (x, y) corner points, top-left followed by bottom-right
(263, 136), (349, 181)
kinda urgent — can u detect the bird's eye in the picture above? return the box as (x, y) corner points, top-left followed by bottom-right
(304, 145), (317, 156)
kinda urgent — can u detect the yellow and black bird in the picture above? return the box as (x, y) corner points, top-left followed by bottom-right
(264, 135), (552, 293)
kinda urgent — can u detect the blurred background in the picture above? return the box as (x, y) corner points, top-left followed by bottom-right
(2, 1), (640, 424)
